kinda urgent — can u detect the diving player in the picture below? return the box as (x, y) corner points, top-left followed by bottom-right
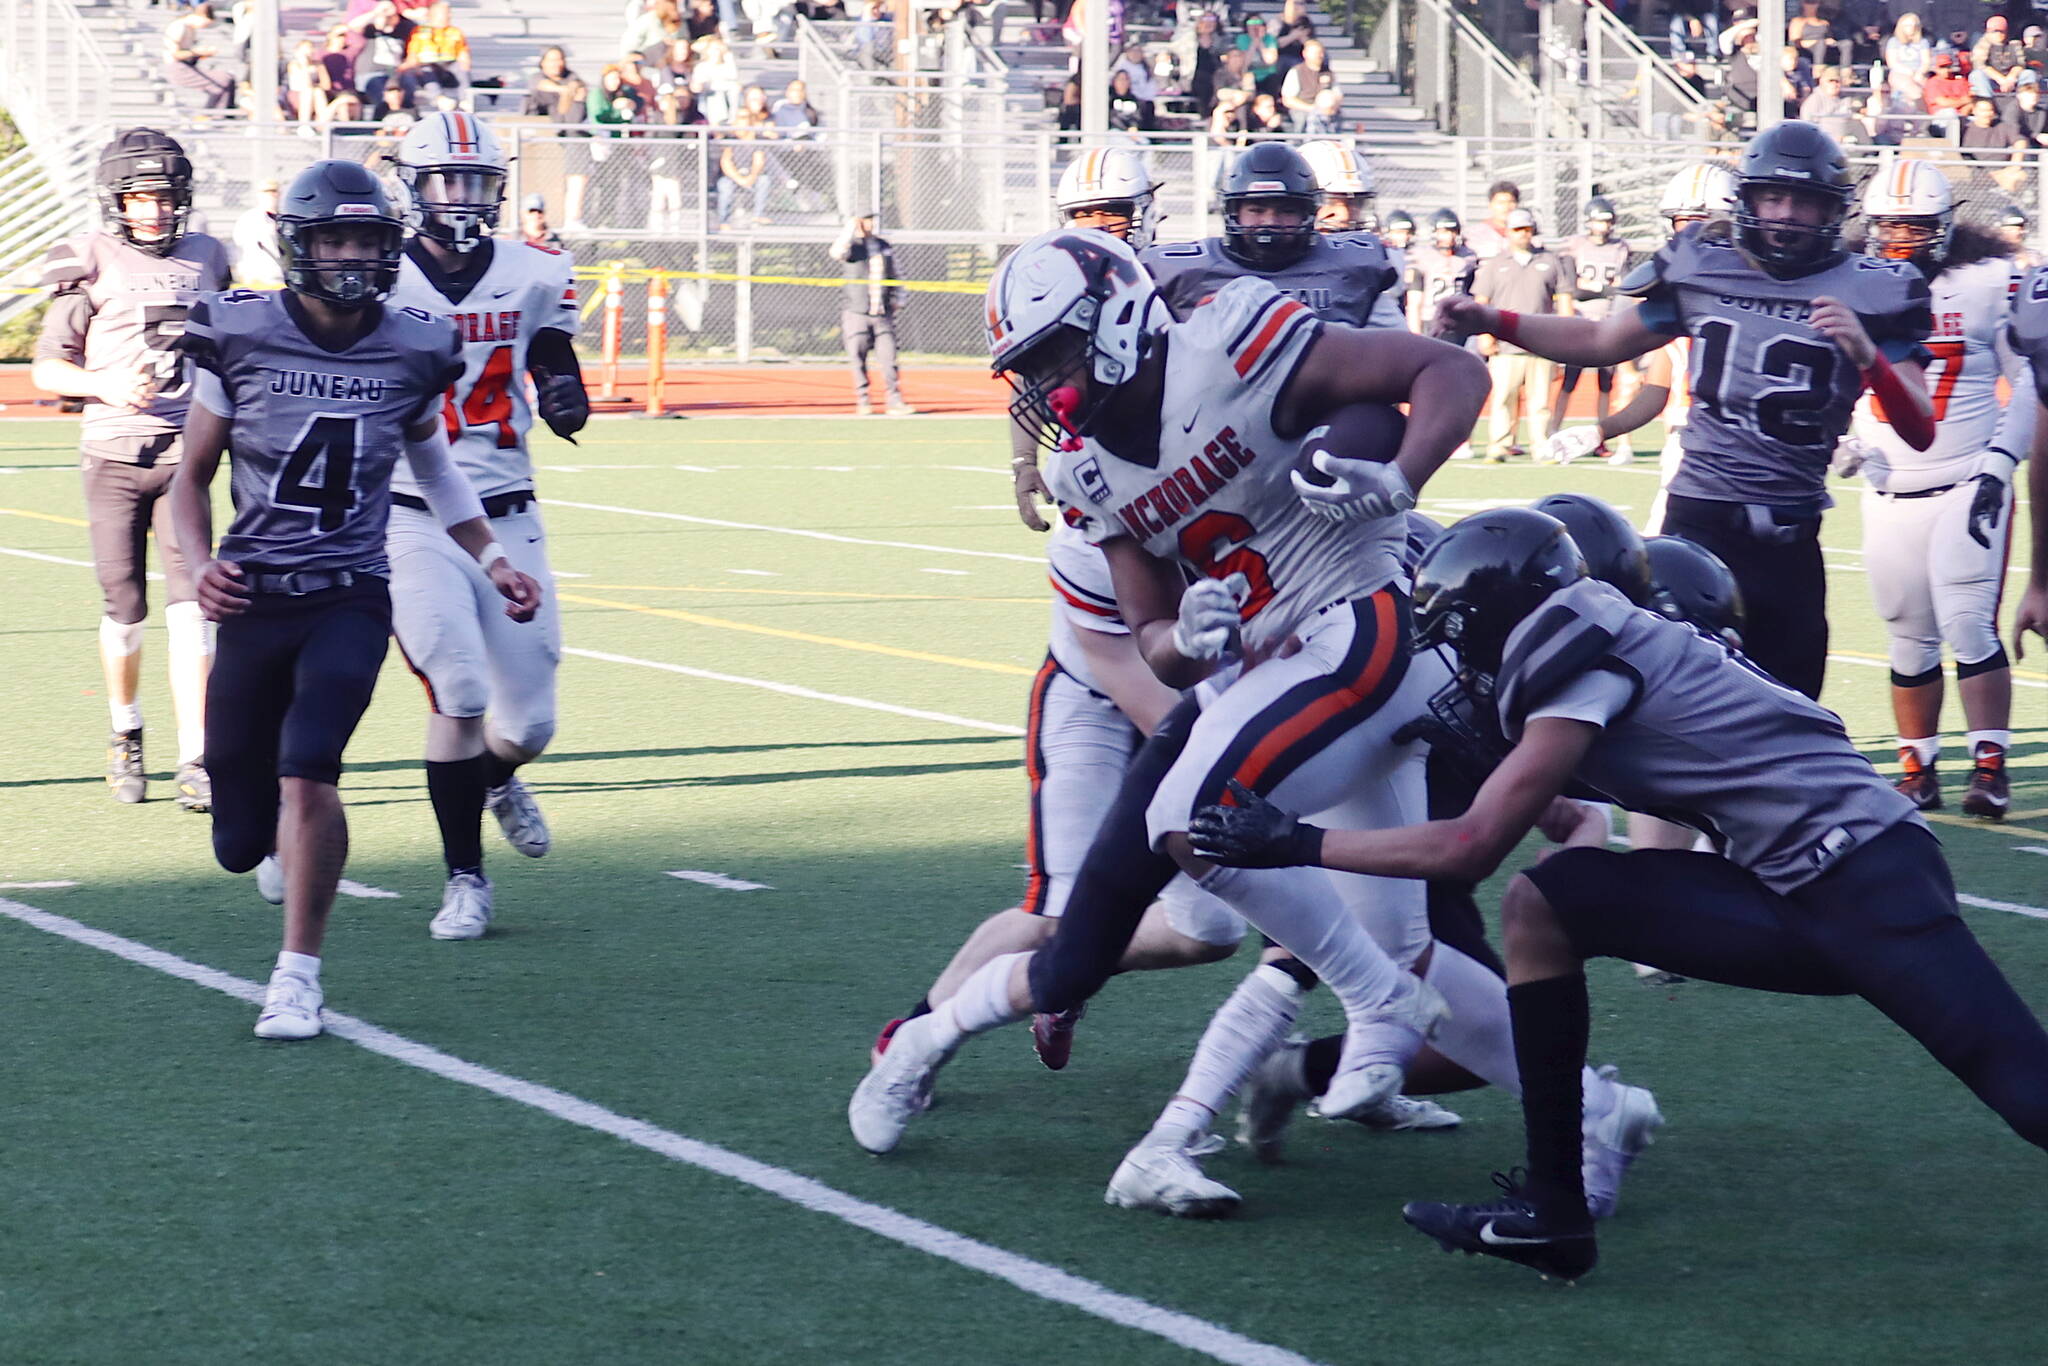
(170, 160), (541, 1040)
(32, 129), (231, 809)
(1836, 160), (2031, 821)
(386, 111), (589, 940)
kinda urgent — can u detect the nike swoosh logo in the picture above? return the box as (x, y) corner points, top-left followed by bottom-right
(1477, 1220), (1557, 1247)
(1180, 408), (1202, 433)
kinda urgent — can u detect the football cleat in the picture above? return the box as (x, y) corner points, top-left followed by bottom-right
(1316, 975), (1449, 1121)
(429, 870), (494, 941)
(1237, 1036), (1311, 1163)
(1104, 1136), (1242, 1218)
(869, 1015), (935, 1114)
(107, 727), (145, 803)
(1031, 1003), (1085, 1070)
(1346, 1093), (1464, 1132)
(1894, 748), (1941, 810)
(1632, 961), (1689, 987)
(849, 1011), (955, 1153)
(1961, 744), (2009, 821)
(174, 760), (211, 813)
(487, 778), (550, 857)
(1403, 1169), (1598, 1282)
(255, 854), (286, 907)
(253, 970), (323, 1040)
(1582, 1064), (1663, 1219)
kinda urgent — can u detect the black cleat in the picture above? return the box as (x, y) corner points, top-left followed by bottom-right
(1961, 745), (2009, 821)
(175, 760), (212, 813)
(1402, 1170), (1598, 1283)
(107, 728), (145, 804)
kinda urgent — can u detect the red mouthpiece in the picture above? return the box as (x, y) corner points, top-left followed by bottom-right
(1047, 386), (1084, 451)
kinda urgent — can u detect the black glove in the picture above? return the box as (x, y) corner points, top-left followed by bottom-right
(536, 371), (590, 442)
(1186, 779), (1326, 868)
(1968, 471), (2007, 549)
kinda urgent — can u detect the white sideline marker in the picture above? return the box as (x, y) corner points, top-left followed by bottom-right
(667, 870), (772, 891)
(0, 880), (76, 890)
(1960, 892), (2048, 921)
(0, 896), (1324, 1366)
(338, 880), (401, 900)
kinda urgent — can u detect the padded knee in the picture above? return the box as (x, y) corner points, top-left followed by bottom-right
(1956, 646), (2009, 681)
(212, 822), (271, 875)
(492, 714), (556, 761)
(100, 616), (144, 657)
(1891, 663), (1943, 690)
(1887, 636), (1942, 682)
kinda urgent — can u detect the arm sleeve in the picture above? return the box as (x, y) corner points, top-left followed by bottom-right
(1525, 667), (1637, 728)
(193, 367), (235, 418)
(32, 290), (93, 365)
(1616, 234), (1686, 333)
(1993, 282), (2037, 462)
(528, 325), (583, 383)
(402, 424), (487, 529)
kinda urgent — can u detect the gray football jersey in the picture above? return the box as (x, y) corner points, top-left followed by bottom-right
(1408, 244), (1478, 315)
(1496, 578), (1920, 893)
(1558, 234), (1633, 320)
(1140, 233), (1404, 328)
(34, 230), (232, 457)
(1622, 225), (1931, 515)
(184, 291), (463, 573)
(2005, 262), (2048, 404)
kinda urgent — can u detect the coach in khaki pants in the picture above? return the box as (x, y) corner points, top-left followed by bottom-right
(1472, 207), (1572, 462)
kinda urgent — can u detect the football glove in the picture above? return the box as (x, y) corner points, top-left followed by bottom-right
(1187, 780), (1326, 868)
(1968, 470), (2009, 549)
(1172, 573), (1248, 662)
(1291, 450), (1416, 524)
(1538, 426), (1603, 467)
(1830, 436), (1872, 479)
(536, 371), (590, 442)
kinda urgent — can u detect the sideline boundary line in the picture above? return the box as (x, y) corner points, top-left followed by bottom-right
(0, 896), (1321, 1366)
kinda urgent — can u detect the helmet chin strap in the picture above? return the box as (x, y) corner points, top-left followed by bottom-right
(1048, 385), (1085, 452)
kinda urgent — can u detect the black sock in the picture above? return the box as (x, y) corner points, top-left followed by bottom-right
(1508, 974), (1591, 1216)
(479, 750), (518, 791)
(905, 997), (932, 1022)
(425, 756), (488, 875)
(1303, 1033), (1342, 1094)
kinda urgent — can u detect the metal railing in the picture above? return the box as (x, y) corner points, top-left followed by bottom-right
(1541, 0), (1714, 144)
(1375, 0), (1575, 142)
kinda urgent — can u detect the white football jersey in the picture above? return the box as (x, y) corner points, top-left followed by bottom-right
(1852, 255), (2034, 493)
(1046, 276), (1405, 655)
(389, 238), (580, 497)
(1658, 336), (1691, 429)
(1046, 519), (1127, 694)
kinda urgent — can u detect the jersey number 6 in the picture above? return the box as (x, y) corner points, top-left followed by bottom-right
(1179, 510), (1276, 619)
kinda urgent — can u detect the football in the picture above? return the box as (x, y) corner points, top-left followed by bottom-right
(1294, 401), (1408, 486)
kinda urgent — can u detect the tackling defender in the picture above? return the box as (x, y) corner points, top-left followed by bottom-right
(387, 111), (590, 939)
(32, 129), (231, 809)
(170, 161), (540, 1039)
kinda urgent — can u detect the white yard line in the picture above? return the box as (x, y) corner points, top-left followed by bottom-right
(337, 880), (401, 900)
(0, 896), (1322, 1366)
(1827, 651), (2046, 690)
(547, 499), (1040, 564)
(666, 870), (772, 891)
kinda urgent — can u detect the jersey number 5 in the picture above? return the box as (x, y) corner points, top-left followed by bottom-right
(444, 343), (518, 449)
(275, 415), (360, 532)
(1178, 511), (1276, 619)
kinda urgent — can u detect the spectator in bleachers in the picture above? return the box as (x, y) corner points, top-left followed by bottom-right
(1058, 76), (1084, 134)
(1801, 65), (1857, 142)
(1187, 10), (1227, 114)
(624, 0), (687, 59)
(1961, 93), (2022, 159)
(1778, 43), (1815, 105)
(717, 113), (770, 225)
(1724, 27), (1763, 119)
(686, 0), (724, 42)
(1887, 12), (1934, 105)
(164, 4), (237, 109)
(523, 46), (579, 116)
(1465, 179), (1520, 259)
(2011, 73), (2048, 148)
(284, 39), (326, 123)
(320, 28), (358, 98)
(772, 78), (822, 135)
(321, 88), (368, 124)
(1280, 38), (1330, 121)
(1114, 41), (1161, 102)
(350, 0), (416, 105)
(1108, 69), (1153, 132)
(377, 81), (415, 129)
(1856, 76), (1918, 143)
(1926, 50), (1974, 137)
(692, 34), (742, 121)
(1299, 85), (1343, 135)
(1215, 47), (1253, 102)
(1973, 16), (2027, 116)
(1668, 0), (1719, 57)
(616, 50), (661, 106)
(399, 3), (470, 102)
(2022, 25), (2048, 80)
(848, 0), (894, 69)
(1788, 0), (1833, 67)
(1236, 16), (1279, 96)
(1273, 0), (1314, 72)
(653, 35), (695, 87)
(1208, 85), (1248, 144)
(1245, 90), (1288, 135)
(646, 90), (698, 233)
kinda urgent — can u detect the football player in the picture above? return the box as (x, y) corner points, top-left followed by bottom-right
(1542, 196), (1635, 461)
(1298, 140), (1377, 235)
(853, 228), (1496, 1197)
(1190, 508), (2048, 1282)
(1380, 208), (1416, 254)
(1440, 121), (1935, 702)
(1406, 208), (1477, 335)
(386, 111), (589, 940)
(31, 129), (231, 809)
(1999, 203), (2043, 272)
(169, 161), (541, 1040)
(1837, 161), (2030, 821)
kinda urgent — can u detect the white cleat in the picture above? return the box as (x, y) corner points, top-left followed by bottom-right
(1237, 1037), (1312, 1164)
(1345, 1093), (1463, 1132)
(1105, 1137), (1242, 1218)
(487, 777), (550, 857)
(254, 854), (285, 906)
(1314, 975), (1450, 1121)
(1582, 1063), (1663, 1219)
(848, 1012), (954, 1153)
(253, 971), (323, 1040)
(429, 871), (494, 941)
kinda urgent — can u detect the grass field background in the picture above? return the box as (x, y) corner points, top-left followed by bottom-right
(1, 415), (2045, 1365)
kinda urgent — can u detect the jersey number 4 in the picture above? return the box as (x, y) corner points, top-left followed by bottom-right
(275, 415), (360, 532)
(444, 344), (518, 449)
(1692, 318), (1838, 448)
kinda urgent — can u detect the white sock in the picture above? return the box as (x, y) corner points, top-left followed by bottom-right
(932, 951), (1031, 1048)
(276, 950), (321, 982)
(110, 700), (143, 733)
(165, 600), (213, 766)
(100, 618), (145, 731)
(1199, 862), (1401, 1021)
(1148, 964), (1303, 1147)
(1419, 944), (1520, 1095)
(1899, 735), (1940, 765)
(1966, 729), (2011, 757)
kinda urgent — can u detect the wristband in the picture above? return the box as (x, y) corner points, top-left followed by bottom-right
(478, 541), (508, 567)
(1495, 309), (1522, 345)
(1862, 353), (1935, 452)
(1287, 822), (1328, 869)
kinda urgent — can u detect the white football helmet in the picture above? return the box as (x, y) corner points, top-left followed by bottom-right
(1657, 162), (1738, 232)
(394, 111), (509, 252)
(986, 229), (1162, 444)
(1299, 140), (1377, 232)
(1054, 146), (1165, 251)
(1861, 157), (1955, 271)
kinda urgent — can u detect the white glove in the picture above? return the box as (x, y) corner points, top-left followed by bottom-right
(1831, 436), (1873, 479)
(1172, 572), (1249, 661)
(1538, 426), (1604, 466)
(1290, 451), (1417, 524)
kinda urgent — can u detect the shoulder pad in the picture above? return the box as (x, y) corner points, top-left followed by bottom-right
(1495, 580), (1635, 735)
(39, 236), (91, 290)
(1189, 276), (1316, 382)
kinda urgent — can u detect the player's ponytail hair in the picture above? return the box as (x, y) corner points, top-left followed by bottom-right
(1940, 220), (2015, 270)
